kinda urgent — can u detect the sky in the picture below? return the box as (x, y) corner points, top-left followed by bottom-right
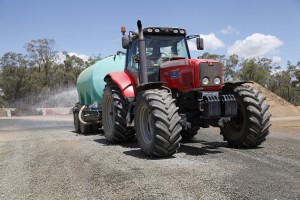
(0, 0), (300, 68)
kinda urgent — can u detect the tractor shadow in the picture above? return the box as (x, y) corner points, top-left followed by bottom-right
(123, 150), (177, 160)
(178, 139), (227, 156)
(122, 138), (228, 159)
(93, 135), (261, 159)
(180, 139), (264, 155)
(93, 137), (175, 159)
(91, 130), (265, 159)
(93, 137), (140, 149)
(71, 129), (105, 136)
(94, 136), (263, 159)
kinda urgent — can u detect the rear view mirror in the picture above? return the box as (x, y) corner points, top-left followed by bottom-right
(122, 35), (130, 49)
(187, 35), (204, 51)
(196, 37), (204, 50)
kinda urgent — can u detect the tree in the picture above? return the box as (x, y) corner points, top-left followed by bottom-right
(201, 52), (225, 62)
(0, 52), (29, 104)
(25, 39), (57, 85)
(200, 52), (240, 81)
(224, 54), (239, 81)
(286, 61), (300, 105)
(0, 38), (103, 107)
(0, 88), (7, 107)
(269, 68), (291, 92)
(86, 53), (102, 66)
(238, 58), (271, 86)
(63, 52), (87, 85)
(288, 61), (300, 88)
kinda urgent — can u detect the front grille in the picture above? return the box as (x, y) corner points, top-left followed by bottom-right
(200, 63), (222, 86)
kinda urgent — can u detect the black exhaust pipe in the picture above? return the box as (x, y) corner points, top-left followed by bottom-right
(137, 20), (148, 84)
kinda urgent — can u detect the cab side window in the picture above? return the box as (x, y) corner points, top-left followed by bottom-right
(126, 39), (139, 73)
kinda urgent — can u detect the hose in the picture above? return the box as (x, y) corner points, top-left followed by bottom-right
(78, 105), (88, 125)
(79, 104), (102, 125)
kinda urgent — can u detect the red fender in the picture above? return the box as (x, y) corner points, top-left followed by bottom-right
(104, 71), (136, 98)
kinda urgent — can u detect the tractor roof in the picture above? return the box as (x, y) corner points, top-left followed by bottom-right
(143, 27), (187, 36)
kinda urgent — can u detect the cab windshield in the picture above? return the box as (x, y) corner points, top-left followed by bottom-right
(125, 35), (190, 82)
(145, 35), (190, 65)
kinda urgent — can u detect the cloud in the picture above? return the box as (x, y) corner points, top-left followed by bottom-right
(188, 33), (225, 51)
(227, 33), (283, 58)
(272, 56), (282, 64)
(67, 52), (90, 61)
(220, 26), (240, 35)
(55, 52), (90, 64)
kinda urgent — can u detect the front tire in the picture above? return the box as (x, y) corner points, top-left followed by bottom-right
(135, 89), (182, 157)
(102, 83), (135, 143)
(220, 85), (271, 148)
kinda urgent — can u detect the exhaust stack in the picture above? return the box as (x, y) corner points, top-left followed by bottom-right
(137, 20), (148, 84)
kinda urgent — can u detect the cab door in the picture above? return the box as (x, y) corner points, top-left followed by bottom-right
(125, 39), (140, 86)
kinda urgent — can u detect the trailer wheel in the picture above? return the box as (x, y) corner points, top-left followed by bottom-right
(180, 126), (200, 140)
(135, 89), (182, 157)
(73, 112), (81, 133)
(220, 85), (271, 148)
(80, 121), (90, 135)
(102, 83), (135, 143)
(91, 123), (100, 133)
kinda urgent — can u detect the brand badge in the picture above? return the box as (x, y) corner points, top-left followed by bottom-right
(170, 69), (180, 79)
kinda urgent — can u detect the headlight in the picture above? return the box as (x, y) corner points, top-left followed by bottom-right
(202, 77), (209, 85)
(214, 77), (221, 85)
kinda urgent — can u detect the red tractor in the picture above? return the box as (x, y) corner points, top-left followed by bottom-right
(100, 20), (271, 157)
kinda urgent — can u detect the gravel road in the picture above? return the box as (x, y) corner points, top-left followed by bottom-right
(0, 115), (299, 200)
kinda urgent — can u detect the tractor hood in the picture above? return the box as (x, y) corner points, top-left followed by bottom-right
(159, 58), (223, 92)
(160, 58), (190, 69)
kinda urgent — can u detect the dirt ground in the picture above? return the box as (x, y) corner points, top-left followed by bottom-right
(0, 83), (299, 199)
(0, 115), (299, 200)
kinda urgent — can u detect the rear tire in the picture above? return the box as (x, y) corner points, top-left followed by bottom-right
(73, 112), (81, 133)
(220, 85), (271, 148)
(102, 83), (135, 143)
(80, 121), (90, 135)
(135, 89), (182, 157)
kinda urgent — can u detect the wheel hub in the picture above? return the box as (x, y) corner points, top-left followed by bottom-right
(139, 106), (154, 144)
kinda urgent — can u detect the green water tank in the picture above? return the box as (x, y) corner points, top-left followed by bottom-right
(76, 54), (125, 105)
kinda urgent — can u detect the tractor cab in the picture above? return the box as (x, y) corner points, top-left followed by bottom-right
(122, 26), (203, 83)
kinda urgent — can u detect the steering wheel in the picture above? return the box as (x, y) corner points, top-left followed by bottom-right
(157, 52), (170, 64)
(160, 52), (168, 57)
